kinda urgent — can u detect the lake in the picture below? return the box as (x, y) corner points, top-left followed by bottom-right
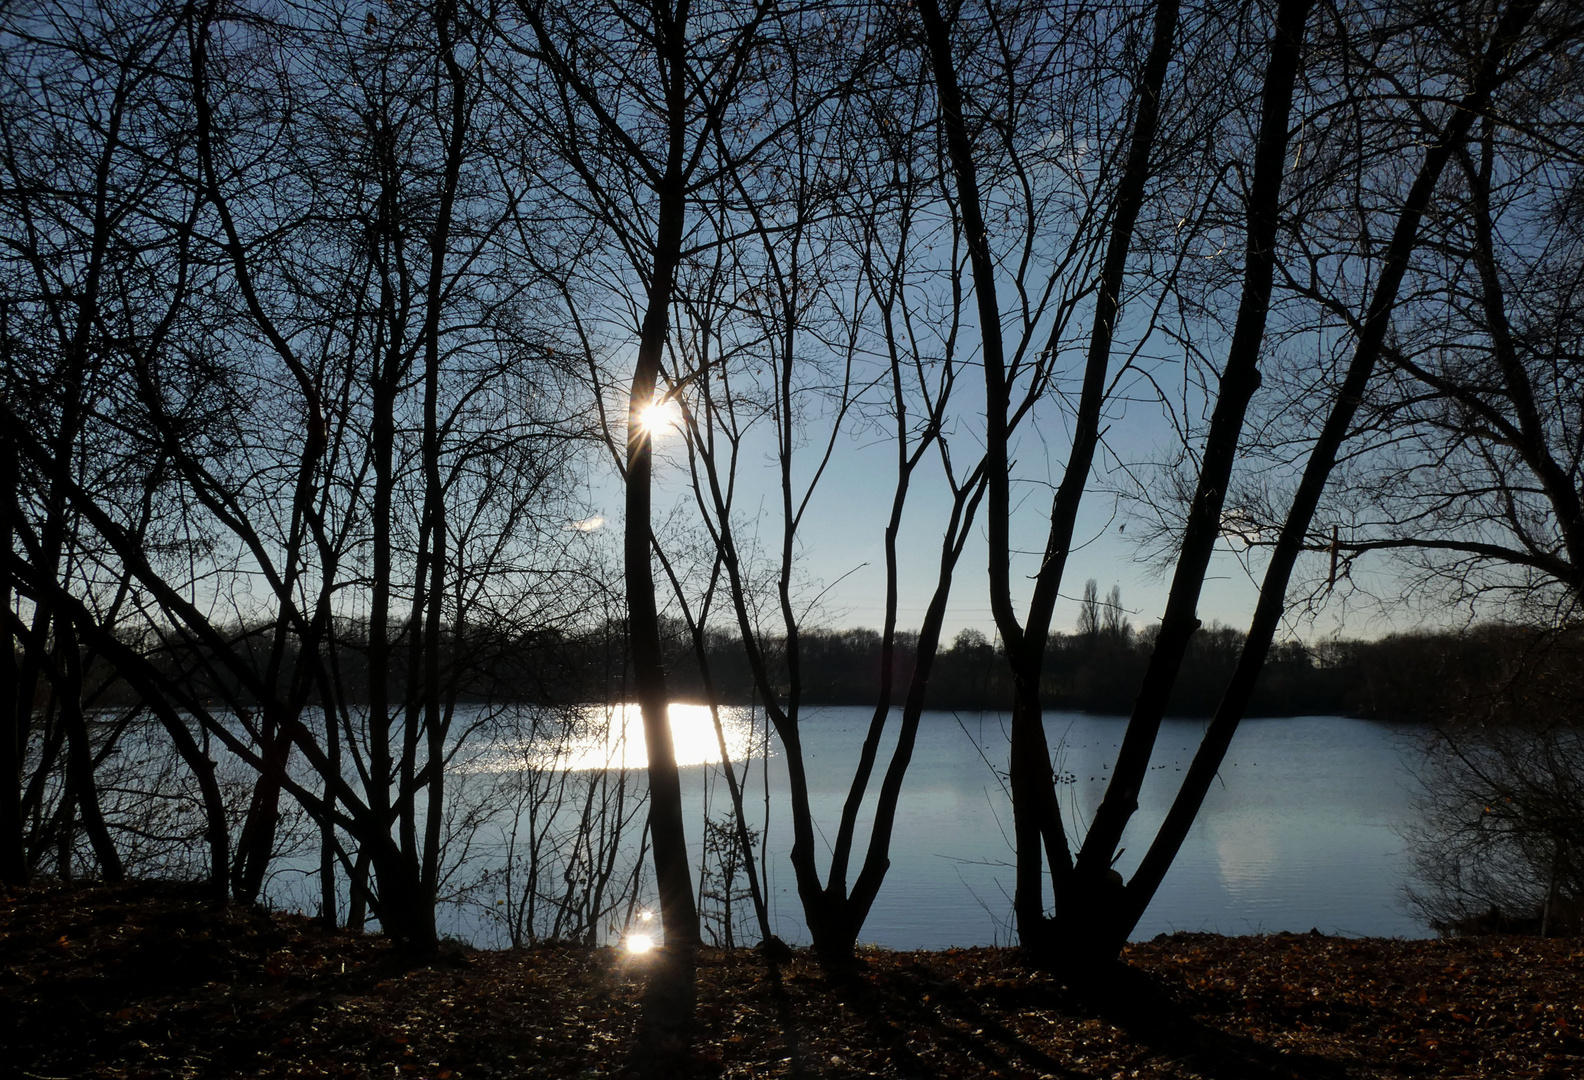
(266, 704), (1431, 949)
(648, 706), (1431, 949)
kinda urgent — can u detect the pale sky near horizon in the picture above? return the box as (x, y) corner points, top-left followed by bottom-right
(587, 389), (1407, 648)
(575, 231), (1430, 649)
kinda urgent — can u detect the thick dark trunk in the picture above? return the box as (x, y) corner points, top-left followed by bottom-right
(1007, 688), (1047, 951)
(1074, 0), (1312, 902)
(370, 845), (438, 958)
(1110, 0), (1543, 949)
(231, 714), (289, 903)
(624, 9), (699, 1044)
(346, 845), (373, 932)
(0, 432), (23, 886)
(803, 902), (860, 974)
(317, 812), (338, 927)
(56, 623), (121, 882)
(628, 371), (699, 1027)
(318, 704), (341, 925)
(367, 349), (397, 850)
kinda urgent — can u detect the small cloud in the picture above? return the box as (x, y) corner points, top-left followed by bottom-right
(567, 515), (605, 532)
(1220, 508), (1269, 547)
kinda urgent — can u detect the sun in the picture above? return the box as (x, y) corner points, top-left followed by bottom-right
(634, 396), (682, 438)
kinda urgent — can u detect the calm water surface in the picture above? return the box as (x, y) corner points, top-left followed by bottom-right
(672, 707), (1429, 949)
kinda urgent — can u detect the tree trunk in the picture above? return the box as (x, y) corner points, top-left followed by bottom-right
(370, 846), (439, 957)
(620, 4), (701, 1045)
(0, 431), (24, 885)
(160, 716), (230, 905)
(1052, 0), (1314, 978)
(56, 621), (121, 882)
(346, 845), (373, 932)
(231, 711), (289, 903)
(628, 274), (701, 1029)
(917, 0), (1180, 970)
(1112, 0), (1544, 954)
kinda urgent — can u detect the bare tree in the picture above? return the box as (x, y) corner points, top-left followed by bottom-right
(917, 0), (1188, 968)
(3, 0), (596, 954)
(1112, 0), (1561, 971)
(0, 0), (218, 886)
(1402, 627), (1584, 937)
(920, 0), (1562, 979)
(664, 2), (998, 968)
(1216, 0), (1584, 941)
(488, 0), (789, 1037)
(1077, 579), (1102, 640)
(1289, 55), (1584, 621)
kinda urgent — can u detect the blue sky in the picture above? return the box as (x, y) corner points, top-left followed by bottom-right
(600, 383), (1396, 648)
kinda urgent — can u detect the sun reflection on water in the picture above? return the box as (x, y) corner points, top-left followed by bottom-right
(543, 703), (757, 772)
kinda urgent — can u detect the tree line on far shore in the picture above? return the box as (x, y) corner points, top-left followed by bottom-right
(79, 603), (1564, 724)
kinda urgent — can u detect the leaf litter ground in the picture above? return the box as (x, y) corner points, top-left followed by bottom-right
(3, 882), (1581, 1078)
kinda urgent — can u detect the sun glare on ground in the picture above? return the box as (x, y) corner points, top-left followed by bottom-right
(624, 909), (657, 954)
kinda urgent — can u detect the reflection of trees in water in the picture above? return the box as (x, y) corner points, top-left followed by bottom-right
(445, 705), (652, 949)
(1405, 630), (1584, 937)
(29, 713), (277, 886)
(42, 704), (655, 949)
(30, 702), (768, 949)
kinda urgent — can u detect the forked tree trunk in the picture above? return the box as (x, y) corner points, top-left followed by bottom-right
(917, 0), (1539, 984)
(1103, 0), (1546, 962)
(1052, 0), (1314, 977)
(917, 0), (1180, 967)
(231, 711), (289, 903)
